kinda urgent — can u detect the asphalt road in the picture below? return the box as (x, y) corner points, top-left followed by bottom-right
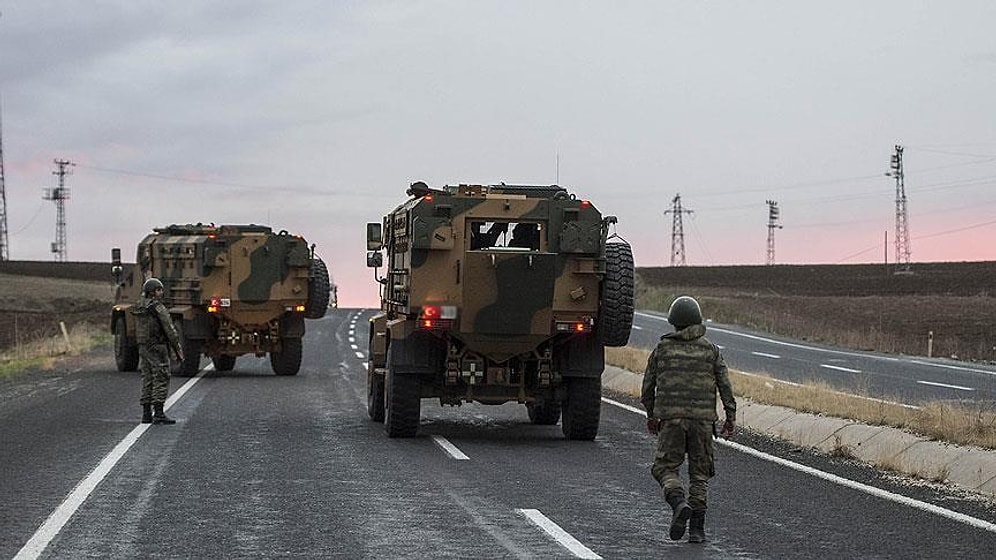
(2, 308), (995, 559)
(631, 311), (996, 406)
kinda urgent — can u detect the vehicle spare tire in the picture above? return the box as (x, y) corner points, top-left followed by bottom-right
(599, 242), (634, 347)
(305, 257), (331, 319)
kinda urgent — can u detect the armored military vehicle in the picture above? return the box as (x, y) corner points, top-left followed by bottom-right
(365, 182), (633, 439)
(111, 224), (333, 376)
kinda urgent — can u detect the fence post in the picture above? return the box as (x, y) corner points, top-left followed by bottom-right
(927, 330), (933, 358)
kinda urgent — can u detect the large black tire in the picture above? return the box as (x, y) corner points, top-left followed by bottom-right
(526, 401), (562, 425)
(114, 316), (139, 372)
(212, 354), (237, 372)
(600, 242), (635, 347)
(561, 377), (602, 440)
(384, 346), (421, 438)
(305, 257), (331, 319)
(168, 321), (201, 377)
(270, 337), (303, 376)
(174, 323), (203, 377)
(367, 366), (385, 422)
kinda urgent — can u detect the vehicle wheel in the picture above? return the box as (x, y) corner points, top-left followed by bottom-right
(305, 257), (331, 319)
(367, 364), (385, 422)
(600, 242), (635, 347)
(561, 377), (601, 440)
(173, 322), (203, 377)
(384, 346), (420, 437)
(526, 401), (561, 425)
(114, 316), (139, 372)
(212, 354), (237, 372)
(271, 337), (303, 376)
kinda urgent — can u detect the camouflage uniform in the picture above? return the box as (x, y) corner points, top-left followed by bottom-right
(641, 323), (736, 512)
(133, 294), (180, 408)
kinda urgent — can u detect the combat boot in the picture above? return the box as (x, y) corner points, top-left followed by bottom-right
(141, 404), (152, 424)
(152, 403), (176, 425)
(688, 510), (706, 543)
(664, 489), (691, 541)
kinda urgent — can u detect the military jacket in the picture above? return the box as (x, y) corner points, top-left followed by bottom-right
(132, 295), (180, 349)
(641, 323), (737, 422)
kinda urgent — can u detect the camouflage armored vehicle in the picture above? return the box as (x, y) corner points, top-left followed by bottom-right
(111, 224), (333, 376)
(365, 182), (634, 439)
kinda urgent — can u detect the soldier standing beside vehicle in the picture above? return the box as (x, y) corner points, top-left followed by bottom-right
(641, 296), (736, 544)
(133, 278), (184, 424)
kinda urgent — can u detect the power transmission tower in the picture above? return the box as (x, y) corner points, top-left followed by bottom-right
(766, 200), (782, 265)
(0, 100), (8, 261)
(886, 144), (912, 273)
(43, 159), (74, 262)
(663, 193), (693, 266)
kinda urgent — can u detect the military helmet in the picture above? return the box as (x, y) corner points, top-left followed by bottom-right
(667, 296), (702, 328)
(143, 277), (165, 294)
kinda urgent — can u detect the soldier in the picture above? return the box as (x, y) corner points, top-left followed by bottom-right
(133, 278), (184, 424)
(642, 296), (736, 544)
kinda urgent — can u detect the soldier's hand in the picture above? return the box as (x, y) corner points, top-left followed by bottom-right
(646, 417), (661, 435)
(720, 419), (736, 439)
(176, 350), (185, 363)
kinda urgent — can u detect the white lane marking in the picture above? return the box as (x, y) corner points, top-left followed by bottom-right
(355, 352), (365, 359)
(431, 435), (470, 460)
(348, 336), (355, 343)
(917, 380), (976, 392)
(600, 396), (996, 534)
(15, 368), (211, 560)
(631, 325), (643, 330)
(820, 364), (861, 374)
(733, 372), (920, 410)
(910, 360), (996, 377)
(515, 509), (602, 559)
(751, 351), (781, 359)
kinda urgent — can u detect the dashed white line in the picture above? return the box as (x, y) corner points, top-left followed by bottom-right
(350, 344), (358, 351)
(431, 435), (470, 460)
(348, 336), (355, 343)
(515, 509), (602, 559)
(820, 364), (861, 374)
(631, 325), (643, 330)
(751, 351), (781, 359)
(600, 396), (996, 534)
(15, 367), (212, 560)
(917, 380), (975, 392)
(355, 352), (365, 359)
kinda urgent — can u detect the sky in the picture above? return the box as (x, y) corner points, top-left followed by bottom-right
(1, 1), (995, 307)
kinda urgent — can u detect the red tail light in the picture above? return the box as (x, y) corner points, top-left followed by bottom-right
(419, 305), (457, 329)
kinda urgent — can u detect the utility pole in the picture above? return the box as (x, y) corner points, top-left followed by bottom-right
(886, 144), (912, 273)
(663, 193), (693, 266)
(0, 99), (8, 261)
(43, 158), (74, 262)
(766, 200), (782, 265)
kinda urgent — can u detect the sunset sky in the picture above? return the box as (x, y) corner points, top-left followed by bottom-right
(2, 2), (994, 307)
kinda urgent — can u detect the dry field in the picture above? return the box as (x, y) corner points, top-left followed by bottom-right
(638, 261), (996, 363)
(0, 263), (115, 351)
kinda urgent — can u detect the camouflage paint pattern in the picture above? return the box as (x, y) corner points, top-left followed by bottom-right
(652, 419), (715, 511)
(113, 224), (317, 358)
(369, 183), (617, 405)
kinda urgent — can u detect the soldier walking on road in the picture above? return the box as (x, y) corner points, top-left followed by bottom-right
(642, 296), (736, 544)
(133, 278), (183, 424)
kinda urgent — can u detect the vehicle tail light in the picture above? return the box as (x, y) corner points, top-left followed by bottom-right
(208, 297), (231, 313)
(555, 318), (593, 333)
(419, 305), (457, 329)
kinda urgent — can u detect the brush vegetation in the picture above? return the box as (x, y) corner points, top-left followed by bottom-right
(0, 323), (110, 379)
